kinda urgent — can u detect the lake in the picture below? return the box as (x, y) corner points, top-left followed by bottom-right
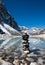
(0, 37), (45, 51)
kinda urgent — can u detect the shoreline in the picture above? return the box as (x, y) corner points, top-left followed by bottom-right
(30, 34), (45, 38)
(0, 34), (45, 40)
(0, 34), (21, 40)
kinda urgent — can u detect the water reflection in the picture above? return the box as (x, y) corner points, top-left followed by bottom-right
(0, 37), (45, 51)
(0, 38), (22, 51)
(29, 38), (45, 49)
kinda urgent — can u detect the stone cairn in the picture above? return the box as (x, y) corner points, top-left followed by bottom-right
(22, 33), (30, 54)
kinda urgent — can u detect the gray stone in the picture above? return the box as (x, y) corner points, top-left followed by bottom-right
(38, 57), (43, 65)
(30, 62), (38, 65)
(20, 63), (23, 65)
(0, 60), (12, 65)
(0, 57), (12, 65)
(26, 57), (34, 62)
(27, 53), (37, 57)
(13, 59), (19, 65)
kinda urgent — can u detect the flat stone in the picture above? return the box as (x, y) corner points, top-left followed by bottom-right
(20, 53), (27, 58)
(30, 56), (38, 62)
(23, 51), (29, 54)
(0, 60), (12, 65)
(20, 63), (23, 65)
(38, 57), (43, 65)
(27, 53), (37, 57)
(27, 54), (30, 57)
(13, 59), (19, 65)
(21, 59), (26, 63)
(0, 57), (13, 65)
(21, 59), (28, 65)
(30, 62), (38, 65)
(26, 57), (34, 62)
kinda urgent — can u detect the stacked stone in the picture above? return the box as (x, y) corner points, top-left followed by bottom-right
(22, 33), (30, 54)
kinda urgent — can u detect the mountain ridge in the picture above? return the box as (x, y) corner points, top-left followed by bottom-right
(0, 0), (21, 35)
(20, 26), (45, 35)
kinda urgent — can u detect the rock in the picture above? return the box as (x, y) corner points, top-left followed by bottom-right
(43, 61), (45, 65)
(2, 53), (7, 60)
(27, 54), (30, 57)
(20, 53), (27, 59)
(23, 50), (29, 54)
(13, 59), (19, 65)
(0, 57), (2, 62)
(2, 61), (12, 65)
(0, 58), (12, 65)
(21, 59), (28, 65)
(21, 59), (25, 63)
(20, 63), (23, 65)
(38, 57), (43, 65)
(7, 56), (14, 63)
(31, 52), (37, 56)
(29, 56), (38, 62)
(30, 62), (38, 65)
(27, 53), (37, 57)
(0, 52), (3, 57)
(26, 57), (34, 62)
(24, 63), (28, 65)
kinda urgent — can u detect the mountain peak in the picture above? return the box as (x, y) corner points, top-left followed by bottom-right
(0, 1), (21, 35)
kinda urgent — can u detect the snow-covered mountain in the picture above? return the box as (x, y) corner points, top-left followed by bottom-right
(20, 26), (45, 35)
(0, 23), (21, 35)
(19, 26), (29, 30)
(0, 1), (45, 35)
(0, 0), (21, 35)
(26, 27), (42, 35)
(0, 24), (11, 35)
(40, 29), (45, 34)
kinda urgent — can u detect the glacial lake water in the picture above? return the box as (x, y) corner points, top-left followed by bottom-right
(0, 37), (45, 51)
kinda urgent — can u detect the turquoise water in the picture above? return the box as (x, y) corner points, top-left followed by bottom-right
(0, 37), (45, 51)
(29, 38), (45, 49)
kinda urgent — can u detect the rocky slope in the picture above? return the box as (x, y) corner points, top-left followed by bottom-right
(0, 0), (21, 35)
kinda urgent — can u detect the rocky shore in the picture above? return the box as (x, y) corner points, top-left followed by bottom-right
(0, 48), (45, 65)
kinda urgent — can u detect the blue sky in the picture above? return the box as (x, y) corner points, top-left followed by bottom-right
(3, 0), (45, 28)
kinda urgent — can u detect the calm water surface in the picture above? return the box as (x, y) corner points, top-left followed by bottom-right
(0, 37), (45, 51)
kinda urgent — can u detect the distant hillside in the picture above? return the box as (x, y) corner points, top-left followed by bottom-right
(20, 26), (45, 35)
